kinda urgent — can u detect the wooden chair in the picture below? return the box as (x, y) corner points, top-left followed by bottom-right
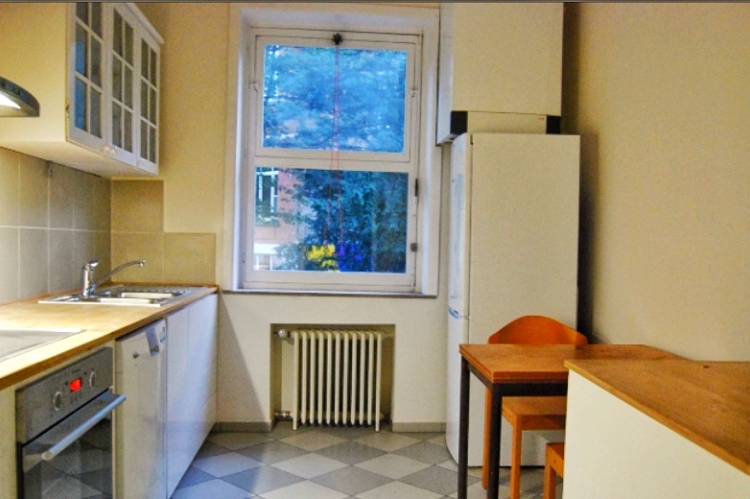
(543, 442), (565, 499)
(481, 315), (587, 499)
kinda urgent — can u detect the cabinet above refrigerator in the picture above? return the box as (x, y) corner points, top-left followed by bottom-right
(437, 3), (564, 143)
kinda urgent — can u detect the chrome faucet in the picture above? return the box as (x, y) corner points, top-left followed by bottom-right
(81, 259), (146, 298)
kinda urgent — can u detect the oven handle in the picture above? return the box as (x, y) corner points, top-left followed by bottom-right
(22, 390), (126, 472)
(42, 392), (126, 461)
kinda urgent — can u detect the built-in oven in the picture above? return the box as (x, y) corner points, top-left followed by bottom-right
(15, 348), (125, 499)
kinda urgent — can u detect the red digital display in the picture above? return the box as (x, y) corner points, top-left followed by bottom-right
(70, 378), (83, 392)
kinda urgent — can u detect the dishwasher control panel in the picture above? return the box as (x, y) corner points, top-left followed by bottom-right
(16, 347), (113, 443)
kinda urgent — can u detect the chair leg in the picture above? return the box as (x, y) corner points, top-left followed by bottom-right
(509, 420), (523, 499)
(543, 459), (557, 499)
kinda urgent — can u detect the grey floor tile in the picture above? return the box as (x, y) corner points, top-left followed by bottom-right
(195, 440), (232, 459)
(238, 440), (309, 464)
(314, 440), (387, 465)
(176, 466), (217, 489)
(399, 465), (479, 496)
(393, 441), (453, 464)
(171, 479), (252, 499)
(519, 468), (545, 493)
(208, 432), (272, 450)
(399, 432), (446, 442)
(318, 425), (383, 440)
(267, 421), (315, 440)
(311, 465), (392, 496)
(221, 465), (304, 495)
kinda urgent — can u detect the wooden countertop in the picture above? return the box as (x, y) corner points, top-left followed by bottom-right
(565, 359), (750, 476)
(0, 286), (218, 390)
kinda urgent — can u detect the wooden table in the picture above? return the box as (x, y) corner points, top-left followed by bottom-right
(457, 344), (680, 499)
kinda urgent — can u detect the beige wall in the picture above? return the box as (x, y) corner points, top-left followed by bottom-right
(136, 2), (449, 428)
(563, 3), (750, 360)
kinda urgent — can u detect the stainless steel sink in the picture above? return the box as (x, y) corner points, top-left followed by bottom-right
(39, 285), (206, 307)
(0, 328), (86, 362)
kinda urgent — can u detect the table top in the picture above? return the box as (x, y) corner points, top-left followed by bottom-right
(459, 343), (681, 384)
(566, 359), (750, 476)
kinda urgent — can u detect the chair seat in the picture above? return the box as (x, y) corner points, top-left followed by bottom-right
(502, 396), (568, 431)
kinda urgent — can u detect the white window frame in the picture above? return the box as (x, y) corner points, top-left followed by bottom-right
(223, 3), (441, 296)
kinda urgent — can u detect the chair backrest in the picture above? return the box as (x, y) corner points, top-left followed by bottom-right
(488, 315), (588, 346)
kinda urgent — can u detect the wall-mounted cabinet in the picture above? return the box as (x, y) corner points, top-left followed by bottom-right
(0, 2), (162, 177)
(437, 3), (564, 143)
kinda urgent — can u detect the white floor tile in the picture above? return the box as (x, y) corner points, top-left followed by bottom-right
(356, 481), (443, 499)
(355, 453), (431, 480)
(272, 453), (348, 479)
(171, 479), (251, 499)
(260, 480), (349, 499)
(281, 431), (347, 451)
(192, 451), (262, 477)
(355, 431), (420, 452)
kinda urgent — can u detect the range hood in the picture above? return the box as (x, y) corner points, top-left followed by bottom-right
(0, 76), (40, 117)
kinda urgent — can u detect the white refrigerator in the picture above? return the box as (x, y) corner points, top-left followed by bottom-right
(445, 133), (580, 466)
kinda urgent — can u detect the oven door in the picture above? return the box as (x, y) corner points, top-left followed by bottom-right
(18, 390), (125, 499)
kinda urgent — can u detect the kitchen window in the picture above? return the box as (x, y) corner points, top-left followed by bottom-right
(229, 4), (441, 295)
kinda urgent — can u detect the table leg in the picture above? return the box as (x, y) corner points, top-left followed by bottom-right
(457, 357), (470, 499)
(486, 383), (503, 499)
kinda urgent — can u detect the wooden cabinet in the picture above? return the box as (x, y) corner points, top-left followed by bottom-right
(165, 294), (218, 498)
(564, 363), (750, 498)
(437, 3), (564, 143)
(0, 2), (162, 177)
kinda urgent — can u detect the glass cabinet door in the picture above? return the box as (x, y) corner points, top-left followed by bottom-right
(139, 39), (159, 168)
(72, 2), (104, 140)
(111, 7), (135, 156)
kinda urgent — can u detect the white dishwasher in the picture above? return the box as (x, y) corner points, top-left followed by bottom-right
(115, 319), (167, 499)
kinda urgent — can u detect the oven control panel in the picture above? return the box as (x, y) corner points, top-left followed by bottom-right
(16, 347), (113, 444)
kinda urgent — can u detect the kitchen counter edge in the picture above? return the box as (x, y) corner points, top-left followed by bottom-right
(0, 286), (219, 391)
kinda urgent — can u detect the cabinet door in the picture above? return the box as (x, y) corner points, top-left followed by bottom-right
(165, 307), (189, 498)
(138, 35), (160, 173)
(108, 3), (138, 166)
(69, 2), (107, 152)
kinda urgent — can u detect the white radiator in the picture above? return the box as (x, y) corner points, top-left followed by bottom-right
(288, 330), (384, 432)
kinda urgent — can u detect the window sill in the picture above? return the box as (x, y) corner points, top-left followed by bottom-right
(221, 288), (437, 299)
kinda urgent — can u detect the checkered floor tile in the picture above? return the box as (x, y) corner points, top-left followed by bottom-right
(170, 422), (562, 499)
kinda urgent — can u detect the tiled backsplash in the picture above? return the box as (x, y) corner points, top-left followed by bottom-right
(111, 180), (215, 285)
(0, 147), (216, 305)
(0, 147), (111, 303)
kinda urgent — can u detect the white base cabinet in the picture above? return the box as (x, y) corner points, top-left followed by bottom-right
(564, 371), (750, 498)
(166, 294), (218, 498)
